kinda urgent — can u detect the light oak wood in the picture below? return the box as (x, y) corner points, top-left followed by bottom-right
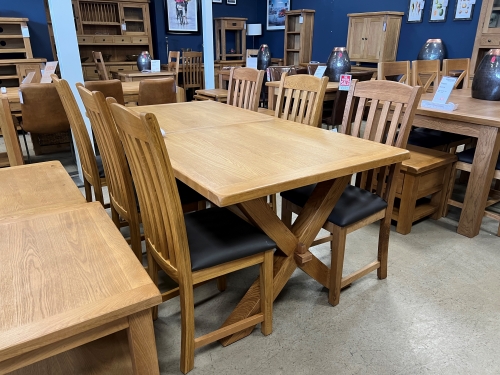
(0, 202), (161, 374)
(182, 52), (203, 92)
(92, 51), (109, 80)
(227, 67), (264, 112)
(0, 98), (23, 166)
(166, 51), (181, 85)
(266, 80), (338, 111)
(283, 10), (315, 66)
(112, 70), (176, 82)
(412, 59), (440, 93)
(378, 61), (411, 84)
(0, 161), (85, 221)
(108, 102), (273, 374)
(214, 17), (247, 62)
(442, 58), (470, 89)
(414, 89), (500, 237)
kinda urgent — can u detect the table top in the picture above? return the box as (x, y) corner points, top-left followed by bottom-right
(111, 70), (176, 78)
(0, 161), (86, 221)
(0, 202), (161, 362)
(130, 100), (274, 133)
(266, 80), (339, 92)
(132, 101), (409, 206)
(416, 89), (500, 128)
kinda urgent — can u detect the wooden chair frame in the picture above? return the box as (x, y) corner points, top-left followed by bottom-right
(92, 51), (109, 81)
(378, 61), (411, 84)
(282, 79), (422, 306)
(167, 51), (181, 85)
(227, 67), (265, 112)
(109, 101), (273, 374)
(412, 59), (440, 93)
(182, 51), (203, 92)
(442, 58), (470, 89)
(52, 75), (107, 206)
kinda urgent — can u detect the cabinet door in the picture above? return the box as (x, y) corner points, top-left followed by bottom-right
(482, 0), (500, 33)
(72, 0), (83, 35)
(119, 3), (148, 35)
(17, 64), (42, 84)
(363, 17), (385, 60)
(347, 18), (366, 60)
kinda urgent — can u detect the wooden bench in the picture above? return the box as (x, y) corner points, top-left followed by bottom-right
(392, 145), (457, 234)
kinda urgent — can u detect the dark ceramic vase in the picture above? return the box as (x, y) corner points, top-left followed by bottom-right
(257, 44), (271, 71)
(417, 39), (447, 65)
(137, 51), (151, 71)
(325, 47), (351, 82)
(472, 49), (500, 101)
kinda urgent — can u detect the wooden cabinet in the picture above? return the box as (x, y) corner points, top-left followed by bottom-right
(346, 12), (403, 64)
(44, 0), (153, 81)
(284, 9), (315, 66)
(471, 0), (500, 77)
(214, 17), (247, 62)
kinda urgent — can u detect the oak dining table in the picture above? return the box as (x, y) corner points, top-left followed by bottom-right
(413, 89), (500, 238)
(130, 100), (410, 345)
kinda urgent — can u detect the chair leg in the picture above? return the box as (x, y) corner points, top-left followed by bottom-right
(329, 225), (347, 306)
(377, 215), (391, 280)
(83, 180), (92, 203)
(260, 250), (273, 335)
(147, 250), (160, 321)
(281, 199), (293, 229)
(94, 185), (105, 207)
(216, 275), (227, 292)
(179, 282), (196, 374)
(111, 205), (120, 228)
(129, 217), (143, 263)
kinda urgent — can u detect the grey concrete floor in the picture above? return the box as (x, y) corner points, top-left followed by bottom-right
(2, 135), (500, 375)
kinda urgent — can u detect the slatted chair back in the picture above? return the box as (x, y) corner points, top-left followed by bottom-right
(52, 75), (105, 205)
(167, 51), (181, 85)
(377, 61), (411, 84)
(92, 51), (109, 80)
(108, 101), (189, 274)
(227, 67), (265, 112)
(77, 84), (142, 261)
(182, 51), (203, 90)
(442, 58), (470, 89)
(274, 73), (329, 126)
(412, 59), (440, 93)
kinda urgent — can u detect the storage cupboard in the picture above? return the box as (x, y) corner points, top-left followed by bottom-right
(283, 10), (315, 66)
(471, 0), (500, 77)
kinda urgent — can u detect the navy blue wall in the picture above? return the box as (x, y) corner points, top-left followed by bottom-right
(3, 0), (482, 64)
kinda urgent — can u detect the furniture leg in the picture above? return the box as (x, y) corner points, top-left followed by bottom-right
(328, 225), (347, 306)
(431, 162), (453, 220)
(147, 250), (160, 320)
(84, 180), (92, 203)
(217, 275), (227, 292)
(260, 250), (273, 335)
(281, 200), (293, 229)
(127, 309), (160, 375)
(179, 281), (195, 374)
(129, 217), (143, 262)
(377, 214), (391, 280)
(268, 86), (276, 110)
(458, 126), (500, 237)
(0, 98), (23, 166)
(396, 172), (419, 235)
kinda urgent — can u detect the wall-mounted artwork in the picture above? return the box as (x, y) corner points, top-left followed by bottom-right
(164, 0), (200, 34)
(227, 0), (236, 4)
(267, 0), (290, 30)
(408, 0), (425, 23)
(429, 0), (448, 22)
(454, 0), (475, 21)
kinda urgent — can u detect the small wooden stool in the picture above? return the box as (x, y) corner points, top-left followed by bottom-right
(392, 145), (457, 234)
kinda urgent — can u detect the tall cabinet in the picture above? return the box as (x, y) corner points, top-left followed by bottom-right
(284, 10), (315, 66)
(45, 0), (153, 81)
(471, 0), (500, 77)
(346, 12), (403, 64)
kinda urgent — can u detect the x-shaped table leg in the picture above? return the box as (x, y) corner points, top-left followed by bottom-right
(219, 175), (352, 346)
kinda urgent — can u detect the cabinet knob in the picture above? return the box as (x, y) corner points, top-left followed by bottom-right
(488, 39), (492, 42)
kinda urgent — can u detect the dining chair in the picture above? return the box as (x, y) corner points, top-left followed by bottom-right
(19, 83), (72, 163)
(446, 149), (500, 236)
(281, 79), (422, 306)
(77, 83), (143, 262)
(166, 50), (181, 85)
(377, 61), (411, 84)
(52, 75), (107, 206)
(92, 51), (109, 80)
(274, 72), (329, 126)
(138, 78), (177, 106)
(84, 79), (125, 105)
(226, 67), (265, 112)
(412, 59), (440, 93)
(109, 101), (274, 374)
(182, 51), (203, 99)
(442, 58), (470, 89)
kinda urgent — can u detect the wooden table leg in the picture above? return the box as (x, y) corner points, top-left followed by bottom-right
(219, 175), (351, 346)
(458, 126), (500, 237)
(126, 309), (160, 375)
(0, 98), (23, 166)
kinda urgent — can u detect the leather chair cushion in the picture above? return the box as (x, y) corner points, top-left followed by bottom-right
(408, 128), (450, 148)
(84, 80), (125, 105)
(95, 155), (105, 178)
(457, 147), (500, 170)
(177, 179), (205, 205)
(186, 207), (276, 271)
(281, 184), (388, 228)
(138, 78), (177, 106)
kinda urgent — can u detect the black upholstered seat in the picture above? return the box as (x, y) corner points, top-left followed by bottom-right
(280, 184), (388, 228)
(408, 128), (468, 149)
(95, 155), (105, 178)
(457, 148), (500, 170)
(185, 207), (276, 271)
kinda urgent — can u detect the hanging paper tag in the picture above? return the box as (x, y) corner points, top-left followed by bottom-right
(40, 61), (58, 83)
(339, 74), (352, 91)
(121, 23), (127, 31)
(1, 87), (7, 94)
(313, 66), (326, 78)
(299, 16), (304, 24)
(21, 26), (30, 37)
(18, 90), (23, 104)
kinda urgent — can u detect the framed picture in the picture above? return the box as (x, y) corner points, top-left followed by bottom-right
(164, 0), (201, 34)
(213, 0), (222, 3)
(429, 0), (448, 22)
(227, 0), (236, 4)
(407, 0), (425, 23)
(267, 0), (291, 30)
(453, 0), (475, 21)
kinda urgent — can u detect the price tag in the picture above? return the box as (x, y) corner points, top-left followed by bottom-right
(18, 90), (23, 104)
(21, 26), (30, 37)
(339, 74), (352, 91)
(121, 23), (127, 31)
(151, 60), (161, 72)
(432, 76), (457, 104)
(40, 61), (58, 83)
(299, 16), (304, 23)
(313, 66), (326, 78)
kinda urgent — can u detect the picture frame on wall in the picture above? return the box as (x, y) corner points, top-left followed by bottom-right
(407, 0), (425, 23)
(164, 0), (201, 34)
(429, 0), (448, 22)
(267, 0), (291, 30)
(213, 0), (222, 3)
(227, 0), (236, 4)
(453, 0), (475, 21)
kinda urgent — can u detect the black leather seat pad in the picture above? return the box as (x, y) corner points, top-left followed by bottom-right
(457, 148), (500, 170)
(408, 128), (468, 148)
(185, 207), (276, 272)
(280, 184), (387, 228)
(95, 155), (105, 178)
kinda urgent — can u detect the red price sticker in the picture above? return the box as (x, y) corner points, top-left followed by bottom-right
(339, 74), (352, 91)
